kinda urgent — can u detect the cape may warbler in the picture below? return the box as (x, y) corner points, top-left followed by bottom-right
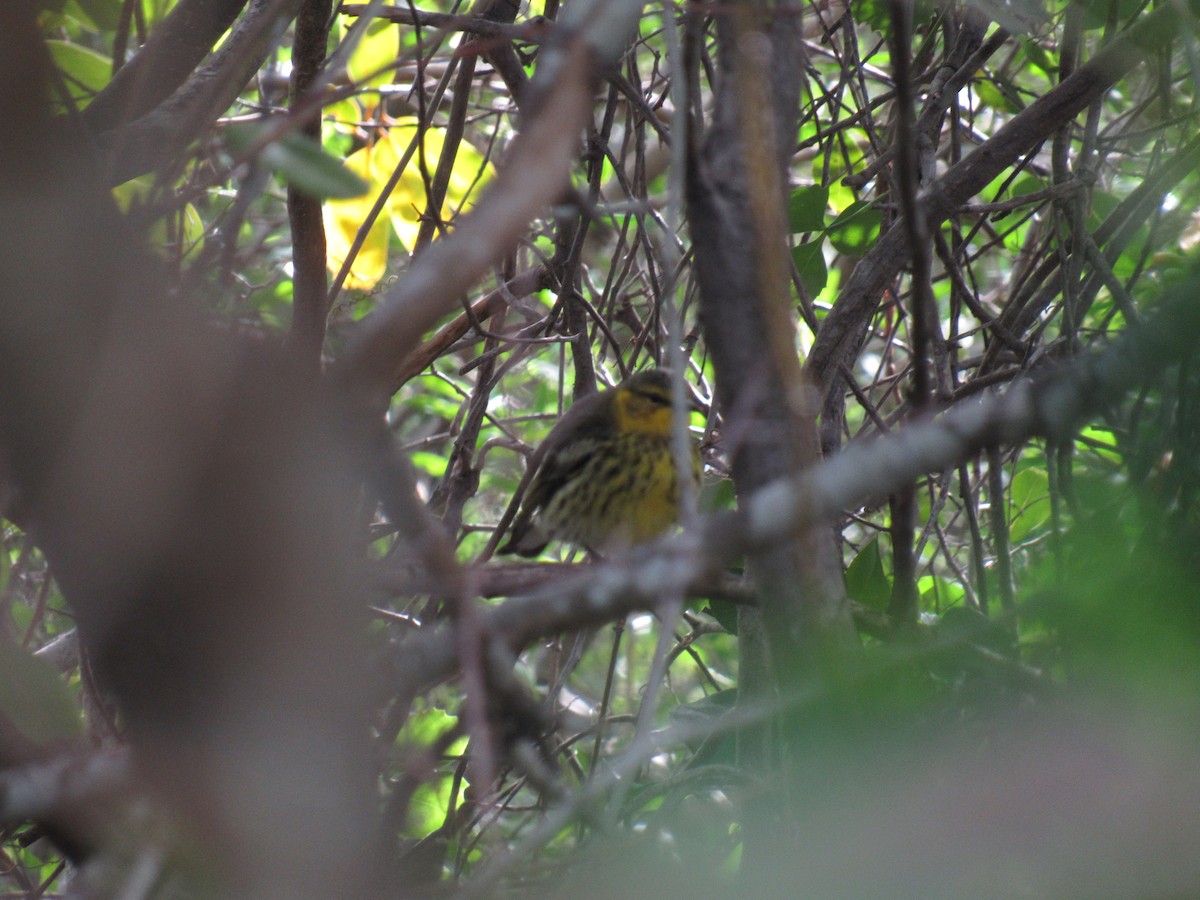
(499, 370), (701, 557)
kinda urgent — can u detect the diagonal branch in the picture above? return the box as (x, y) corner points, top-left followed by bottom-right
(81, 0), (250, 133)
(332, 0), (649, 410)
(391, 265), (1200, 692)
(805, 0), (1200, 398)
(94, 0), (304, 185)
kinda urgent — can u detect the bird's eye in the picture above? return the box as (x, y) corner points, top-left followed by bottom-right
(635, 388), (671, 406)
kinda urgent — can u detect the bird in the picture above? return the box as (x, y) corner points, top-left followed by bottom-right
(498, 369), (701, 557)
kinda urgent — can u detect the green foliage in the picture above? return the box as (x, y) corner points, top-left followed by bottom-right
(0, 642), (80, 745)
(788, 185), (830, 233)
(1025, 479), (1200, 699)
(225, 122), (370, 200)
(46, 39), (109, 109)
(826, 201), (882, 256)
(845, 539), (891, 611)
(12, 0), (1200, 893)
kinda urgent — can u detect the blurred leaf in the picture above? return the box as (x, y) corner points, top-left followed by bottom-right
(227, 122), (369, 200)
(1077, 425), (1123, 464)
(46, 40), (110, 110)
(669, 688), (738, 766)
(700, 477), (737, 514)
(384, 119), (495, 250)
(704, 599), (739, 635)
(976, 79), (1021, 113)
(1018, 38), (1056, 75)
(112, 176), (205, 262)
(62, 0), (121, 29)
(398, 708), (467, 839)
(80, 0), (121, 28)
(846, 539), (891, 611)
(399, 705), (462, 748)
(1009, 467), (1051, 543)
(324, 120), (495, 288)
(812, 129), (869, 212)
(346, 17), (399, 91)
(324, 160), (391, 290)
(1081, 0), (1143, 29)
(411, 450), (448, 478)
(408, 776), (464, 839)
(918, 575), (966, 611)
(0, 641), (81, 745)
(1025, 486), (1200, 700)
(142, 0), (179, 25)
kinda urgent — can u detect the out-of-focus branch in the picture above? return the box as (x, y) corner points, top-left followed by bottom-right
(389, 267), (549, 392)
(0, 12), (378, 893)
(95, 0), (303, 185)
(81, 0), (249, 133)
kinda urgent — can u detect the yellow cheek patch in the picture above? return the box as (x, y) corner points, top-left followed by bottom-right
(613, 390), (673, 436)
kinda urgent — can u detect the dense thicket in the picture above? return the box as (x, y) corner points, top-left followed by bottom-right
(3, 0), (1200, 895)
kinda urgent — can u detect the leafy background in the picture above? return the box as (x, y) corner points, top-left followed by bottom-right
(4, 0), (1200, 895)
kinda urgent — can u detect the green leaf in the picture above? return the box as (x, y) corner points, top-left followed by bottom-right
(346, 18), (400, 89)
(399, 705), (461, 748)
(0, 641), (81, 745)
(704, 599), (739, 635)
(410, 451), (448, 478)
(788, 185), (829, 233)
(845, 539), (891, 611)
(1081, 0), (1143, 30)
(812, 129), (870, 213)
(1008, 467), (1051, 543)
(976, 78), (1023, 114)
(918, 575), (966, 610)
(67, 0), (122, 29)
(1019, 38), (1055, 76)
(826, 202), (881, 256)
(1077, 425), (1122, 464)
(792, 239), (828, 296)
(227, 123), (369, 200)
(700, 477), (736, 514)
(46, 40), (111, 110)
(1008, 174), (1047, 201)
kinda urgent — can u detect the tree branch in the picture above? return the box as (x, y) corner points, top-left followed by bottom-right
(806, 0), (1199, 398)
(391, 265), (1200, 691)
(332, 0), (649, 410)
(284, 0), (334, 371)
(81, 0), (250, 133)
(95, 0), (304, 185)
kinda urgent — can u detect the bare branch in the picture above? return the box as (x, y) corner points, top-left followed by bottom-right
(82, 0), (250, 133)
(333, 0), (649, 409)
(392, 265), (1200, 691)
(806, 0), (1198, 397)
(95, 0), (303, 185)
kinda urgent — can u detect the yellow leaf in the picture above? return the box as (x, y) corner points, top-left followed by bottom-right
(323, 118), (496, 288)
(112, 176), (205, 262)
(383, 119), (494, 250)
(324, 144), (394, 290)
(345, 14), (399, 90)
